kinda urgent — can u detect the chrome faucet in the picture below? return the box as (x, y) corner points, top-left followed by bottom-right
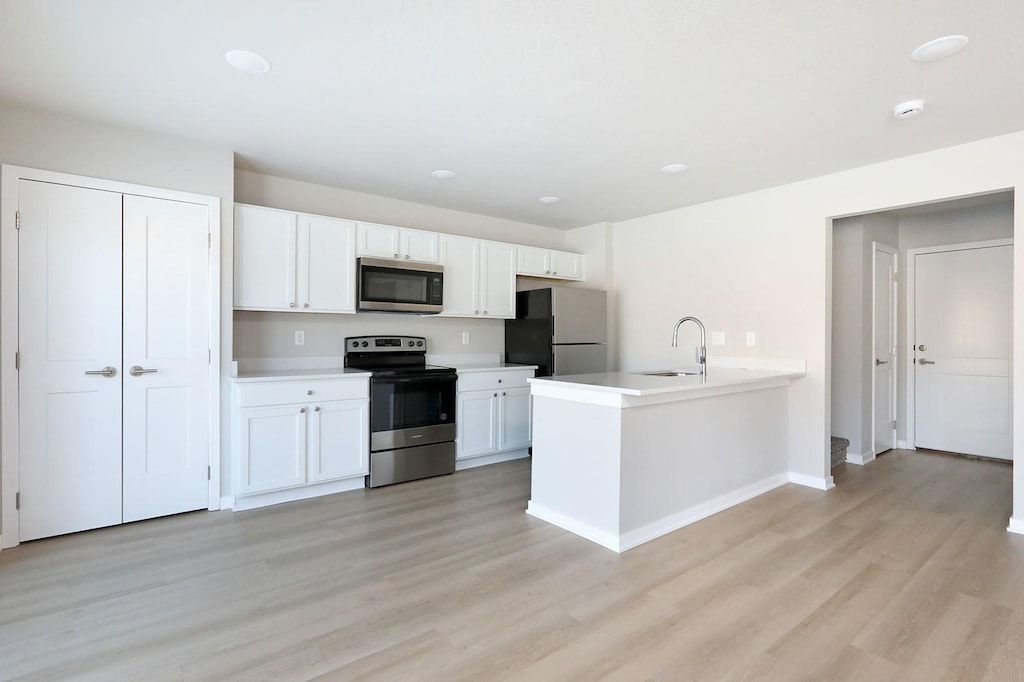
(671, 316), (707, 376)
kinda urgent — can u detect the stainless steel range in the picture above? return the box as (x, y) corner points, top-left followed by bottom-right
(344, 336), (457, 488)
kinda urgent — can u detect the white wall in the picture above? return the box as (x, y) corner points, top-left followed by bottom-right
(609, 130), (1024, 518)
(233, 170), (576, 359)
(0, 101), (237, 506)
(831, 217), (867, 456)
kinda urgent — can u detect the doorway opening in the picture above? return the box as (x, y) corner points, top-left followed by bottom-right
(830, 191), (1014, 474)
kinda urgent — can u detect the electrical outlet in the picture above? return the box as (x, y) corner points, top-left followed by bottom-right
(295, 330), (305, 346)
(711, 332), (726, 346)
(462, 332), (470, 345)
(746, 331), (756, 346)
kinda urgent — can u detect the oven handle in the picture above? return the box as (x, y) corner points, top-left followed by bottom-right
(371, 374), (456, 386)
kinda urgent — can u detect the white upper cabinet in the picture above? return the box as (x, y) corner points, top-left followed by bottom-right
(516, 245), (585, 280)
(440, 236), (515, 318)
(357, 222), (440, 263)
(234, 204), (355, 313)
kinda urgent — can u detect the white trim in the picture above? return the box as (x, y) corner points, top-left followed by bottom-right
(455, 449), (530, 471)
(526, 501), (622, 552)
(846, 450), (876, 466)
(871, 242), (898, 457)
(220, 496), (235, 510)
(905, 237), (1013, 452)
(788, 472), (835, 490)
(617, 473), (791, 552)
(0, 165), (222, 547)
(897, 440), (913, 450)
(1008, 517), (1024, 535)
(231, 476), (365, 512)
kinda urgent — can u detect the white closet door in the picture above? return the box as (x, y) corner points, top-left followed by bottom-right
(18, 180), (124, 541)
(122, 195), (211, 522)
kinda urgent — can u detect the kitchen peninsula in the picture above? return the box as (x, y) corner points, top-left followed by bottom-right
(526, 365), (805, 552)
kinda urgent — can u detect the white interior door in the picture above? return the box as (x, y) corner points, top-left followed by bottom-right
(122, 195), (211, 522)
(18, 180), (124, 541)
(872, 244), (897, 455)
(914, 244), (1012, 459)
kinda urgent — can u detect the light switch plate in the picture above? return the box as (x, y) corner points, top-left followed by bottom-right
(462, 331), (471, 345)
(746, 331), (756, 346)
(711, 332), (726, 346)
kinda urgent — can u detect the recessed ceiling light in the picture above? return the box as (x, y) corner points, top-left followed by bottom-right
(539, 196), (561, 204)
(431, 170), (456, 180)
(661, 164), (689, 174)
(225, 50), (272, 74)
(911, 35), (969, 62)
(893, 99), (925, 120)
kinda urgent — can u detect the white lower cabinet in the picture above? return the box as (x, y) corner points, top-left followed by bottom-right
(232, 377), (369, 508)
(456, 368), (534, 468)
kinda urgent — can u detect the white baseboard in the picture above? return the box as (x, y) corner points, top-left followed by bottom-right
(789, 472), (835, 490)
(1008, 517), (1024, 535)
(526, 501), (622, 552)
(897, 440), (912, 450)
(527, 472), (792, 553)
(618, 473), (791, 552)
(456, 449), (529, 471)
(846, 449), (876, 466)
(232, 477), (365, 512)
(219, 496), (234, 510)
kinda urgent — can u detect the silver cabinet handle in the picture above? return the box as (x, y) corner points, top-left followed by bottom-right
(497, 379), (502, 383)
(474, 310), (479, 315)
(493, 393), (498, 397)
(483, 310), (488, 315)
(289, 302), (296, 308)
(314, 406), (320, 412)
(300, 407), (306, 413)
(404, 254), (410, 260)
(502, 391), (506, 396)
(85, 366), (117, 377)
(303, 303), (309, 308)
(918, 359), (935, 365)
(545, 270), (550, 274)
(307, 390), (313, 395)
(129, 366), (157, 377)
(875, 359), (888, 366)
(393, 253), (399, 258)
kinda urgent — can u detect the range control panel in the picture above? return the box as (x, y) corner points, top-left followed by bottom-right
(344, 335), (426, 352)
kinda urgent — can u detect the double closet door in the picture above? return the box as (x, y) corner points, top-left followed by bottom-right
(18, 179), (212, 541)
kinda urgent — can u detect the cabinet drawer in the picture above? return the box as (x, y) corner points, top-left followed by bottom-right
(236, 379), (369, 407)
(457, 369), (533, 392)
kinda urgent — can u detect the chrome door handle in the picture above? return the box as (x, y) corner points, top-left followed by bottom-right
(875, 359), (888, 366)
(918, 359), (935, 365)
(129, 365), (158, 377)
(85, 366), (117, 377)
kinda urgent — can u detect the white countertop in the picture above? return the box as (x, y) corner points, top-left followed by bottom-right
(450, 362), (538, 373)
(528, 367), (804, 407)
(232, 368), (371, 383)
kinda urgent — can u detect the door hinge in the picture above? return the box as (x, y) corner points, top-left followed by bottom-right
(208, 465), (211, 480)
(208, 349), (211, 364)
(14, 351), (19, 371)
(15, 491), (20, 510)
(208, 232), (212, 248)
(15, 210), (21, 230)
(890, 420), (897, 429)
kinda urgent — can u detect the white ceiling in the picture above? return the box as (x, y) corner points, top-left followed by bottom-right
(2, 1), (1023, 229)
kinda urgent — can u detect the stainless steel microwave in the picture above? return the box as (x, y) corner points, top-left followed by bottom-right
(357, 257), (444, 314)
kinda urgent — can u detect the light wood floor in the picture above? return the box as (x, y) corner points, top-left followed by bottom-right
(2, 450), (1023, 681)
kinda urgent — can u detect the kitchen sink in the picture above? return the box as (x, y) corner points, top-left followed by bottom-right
(638, 370), (702, 377)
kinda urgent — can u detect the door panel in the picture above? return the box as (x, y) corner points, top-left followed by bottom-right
(238, 406), (307, 495)
(552, 288), (607, 344)
(299, 215), (356, 312)
(480, 241), (516, 318)
(915, 245), (1012, 459)
(440, 235), (480, 316)
(456, 392), (498, 459)
(18, 180), (123, 540)
(872, 246), (896, 455)
(498, 387), (532, 451)
(234, 205), (297, 309)
(122, 195), (210, 522)
(552, 344), (608, 376)
(308, 401), (369, 482)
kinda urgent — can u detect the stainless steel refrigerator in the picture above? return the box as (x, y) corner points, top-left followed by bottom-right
(504, 287), (607, 377)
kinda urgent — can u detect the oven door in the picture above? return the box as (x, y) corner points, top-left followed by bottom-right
(370, 373), (456, 451)
(358, 257), (444, 314)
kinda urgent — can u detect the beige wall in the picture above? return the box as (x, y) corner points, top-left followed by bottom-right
(608, 130), (1024, 520)
(0, 101), (237, 503)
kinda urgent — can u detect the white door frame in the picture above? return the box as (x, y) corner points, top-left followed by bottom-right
(904, 237), (1014, 451)
(1, 165), (222, 549)
(871, 242), (898, 457)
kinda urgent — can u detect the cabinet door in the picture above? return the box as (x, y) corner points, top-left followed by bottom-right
(498, 387), (532, 452)
(401, 229), (440, 263)
(237, 405), (307, 495)
(440, 235), (480, 317)
(234, 205), (297, 310)
(480, 241), (516, 318)
(550, 250), (584, 280)
(356, 222), (401, 259)
(456, 391), (498, 459)
(298, 215), (356, 313)
(516, 246), (551, 277)
(308, 400), (368, 482)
